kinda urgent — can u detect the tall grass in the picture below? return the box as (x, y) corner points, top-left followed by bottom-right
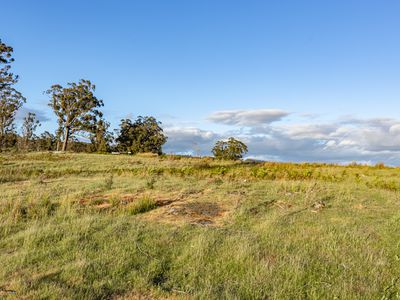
(0, 152), (399, 299)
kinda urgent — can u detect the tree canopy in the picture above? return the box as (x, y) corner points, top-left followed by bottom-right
(89, 118), (112, 153)
(0, 39), (256, 159)
(0, 39), (26, 149)
(212, 137), (248, 160)
(20, 112), (41, 150)
(116, 116), (167, 154)
(46, 79), (103, 151)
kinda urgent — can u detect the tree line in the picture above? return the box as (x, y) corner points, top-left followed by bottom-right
(0, 39), (248, 160)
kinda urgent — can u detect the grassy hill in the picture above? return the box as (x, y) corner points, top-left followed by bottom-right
(1, 152), (400, 299)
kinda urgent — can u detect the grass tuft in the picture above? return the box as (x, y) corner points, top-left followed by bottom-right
(127, 195), (157, 215)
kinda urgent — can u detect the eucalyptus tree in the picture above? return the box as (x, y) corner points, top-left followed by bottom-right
(20, 112), (41, 150)
(90, 118), (112, 152)
(0, 39), (26, 148)
(116, 116), (167, 154)
(46, 79), (103, 151)
(212, 137), (248, 160)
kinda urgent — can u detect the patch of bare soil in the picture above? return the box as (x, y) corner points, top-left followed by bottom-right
(353, 203), (366, 210)
(144, 198), (231, 227)
(274, 200), (293, 210)
(113, 291), (187, 300)
(78, 190), (233, 226)
(167, 201), (226, 226)
(95, 202), (112, 209)
(310, 200), (326, 213)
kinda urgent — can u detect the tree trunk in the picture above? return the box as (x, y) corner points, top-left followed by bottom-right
(62, 127), (70, 151)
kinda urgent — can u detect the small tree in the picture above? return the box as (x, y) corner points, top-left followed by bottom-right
(212, 137), (248, 160)
(36, 131), (56, 151)
(20, 112), (41, 151)
(0, 39), (26, 149)
(89, 118), (112, 152)
(46, 79), (103, 151)
(116, 116), (167, 154)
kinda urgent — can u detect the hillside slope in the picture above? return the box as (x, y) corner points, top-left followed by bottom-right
(1, 153), (400, 299)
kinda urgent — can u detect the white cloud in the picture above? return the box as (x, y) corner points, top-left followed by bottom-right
(280, 124), (336, 140)
(208, 109), (289, 126)
(164, 127), (218, 155)
(163, 112), (400, 165)
(389, 124), (400, 135)
(16, 107), (51, 123)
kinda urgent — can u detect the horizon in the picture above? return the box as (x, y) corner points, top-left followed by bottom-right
(3, 0), (400, 164)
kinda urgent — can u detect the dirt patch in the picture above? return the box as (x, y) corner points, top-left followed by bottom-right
(155, 199), (176, 207)
(144, 199), (230, 227)
(78, 190), (233, 226)
(166, 201), (225, 226)
(180, 201), (223, 217)
(310, 200), (326, 213)
(78, 192), (181, 211)
(353, 203), (366, 210)
(274, 200), (293, 210)
(113, 291), (186, 300)
(95, 202), (112, 209)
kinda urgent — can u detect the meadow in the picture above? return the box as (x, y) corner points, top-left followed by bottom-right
(0, 152), (400, 299)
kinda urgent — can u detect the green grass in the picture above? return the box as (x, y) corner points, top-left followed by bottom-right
(127, 195), (157, 215)
(0, 152), (400, 299)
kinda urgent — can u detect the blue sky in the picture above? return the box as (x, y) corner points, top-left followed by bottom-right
(3, 0), (400, 164)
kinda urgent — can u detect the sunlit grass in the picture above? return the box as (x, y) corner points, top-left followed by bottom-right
(0, 152), (399, 299)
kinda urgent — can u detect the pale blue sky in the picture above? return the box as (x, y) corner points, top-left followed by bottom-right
(3, 0), (400, 163)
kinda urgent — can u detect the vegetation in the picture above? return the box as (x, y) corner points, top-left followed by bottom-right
(46, 79), (104, 151)
(20, 112), (41, 151)
(0, 39), (26, 150)
(0, 39), (173, 157)
(1, 39), (254, 159)
(212, 137), (248, 160)
(1, 152), (399, 299)
(116, 117), (167, 155)
(89, 118), (112, 153)
(1, 36), (398, 299)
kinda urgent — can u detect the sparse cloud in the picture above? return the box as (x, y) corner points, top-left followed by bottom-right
(208, 109), (289, 126)
(16, 107), (51, 123)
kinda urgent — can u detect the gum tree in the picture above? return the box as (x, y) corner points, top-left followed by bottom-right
(46, 79), (103, 151)
(0, 39), (26, 148)
(116, 116), (167, 154)
(212, 137), (248, 160)
(20, 112), (41, 150)
(90, 118), (112, 152)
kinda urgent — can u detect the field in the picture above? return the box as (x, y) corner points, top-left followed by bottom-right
(1, 152), (400, 299)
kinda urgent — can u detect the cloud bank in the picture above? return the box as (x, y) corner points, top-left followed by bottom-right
(164, 109), (400, 165)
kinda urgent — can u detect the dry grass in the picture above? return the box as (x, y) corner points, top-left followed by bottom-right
(0, 152), (400, 299)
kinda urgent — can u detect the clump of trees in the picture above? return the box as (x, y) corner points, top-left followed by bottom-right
(116, 116), (167, 154)
(212, 137), (248, 160)
(0, 39), (167, 154)
(0, 38), (250, 160)
(0, 39), (26, 150)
